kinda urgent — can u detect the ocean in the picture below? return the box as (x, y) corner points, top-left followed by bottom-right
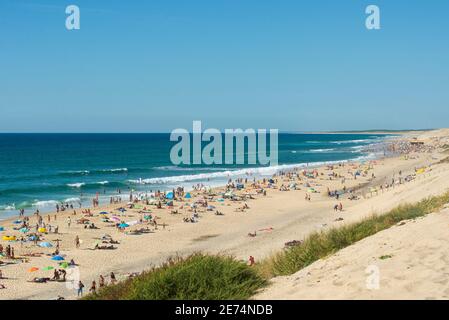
(0, 133), (390, 219)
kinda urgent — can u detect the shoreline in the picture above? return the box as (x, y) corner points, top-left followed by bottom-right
(1, 129), (448, 300)
(0, 134), (392, 221)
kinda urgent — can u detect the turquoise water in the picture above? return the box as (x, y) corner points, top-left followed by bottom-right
(0, 133), (388, 218)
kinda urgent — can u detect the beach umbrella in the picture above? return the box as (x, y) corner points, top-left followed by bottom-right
(42, 266), (54, 271)
(38, 227), (47, 233)
(2, 235), (16, 241)
(111, 216), (121, 222)
(51, 255), (65, 261)
(185, 193), (191, 199)
(13, 220), (22, 224)
(118, 223), (129, 229)
(59, 262), (69, 269)
(99, 211), (109, 215)
(0, 227), (5, 231)
(166, 192), (174, 199)
(19, 227), (29, 233)
(28, 267), (39, 272)
(39, 242), (53, 248)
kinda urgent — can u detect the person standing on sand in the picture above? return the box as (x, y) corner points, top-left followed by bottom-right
(99, 275), (105, 288)
(67, 217), (71, 228)
(110, 272), (116, 284)
(77, 281), (85, 296)
(75, 235), (80, 248)
(248, 256), (255, 266)
(89, 280), (96, 294)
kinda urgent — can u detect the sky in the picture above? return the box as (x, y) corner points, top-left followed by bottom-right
(0, 0), (448, 132)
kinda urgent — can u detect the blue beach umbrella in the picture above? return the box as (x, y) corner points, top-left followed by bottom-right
(166, 192), (174, 199)
(39, 242), (53, 248)
(51, 255), (65, 261)
(185, 193), (192, 199)
(13, 220), (22, 224)
(0, 227), (5, 231)
(100, 211), (108, 215)
(118, 223), (129, 229)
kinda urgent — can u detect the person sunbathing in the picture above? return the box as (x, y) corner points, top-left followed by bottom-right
(247, 231), (257, 237)
(28, 277), (50, 283)
(94, 243), (116, 250)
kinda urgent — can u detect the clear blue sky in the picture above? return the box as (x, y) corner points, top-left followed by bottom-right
(1, 0), (448, 132)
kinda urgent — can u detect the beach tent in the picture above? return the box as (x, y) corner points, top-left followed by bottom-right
(51, 255), (65, 261)
(39, 242), (53, 248)
(185, 193), (192, 199)
(166, 192), (174, 199)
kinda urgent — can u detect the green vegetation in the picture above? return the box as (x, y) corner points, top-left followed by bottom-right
(84, 192), (449, 300)
(379, 255), (393, 260)
(83, 253), (267, 300)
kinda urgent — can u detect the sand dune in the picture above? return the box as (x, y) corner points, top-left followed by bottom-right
(255, 208), (449, 300)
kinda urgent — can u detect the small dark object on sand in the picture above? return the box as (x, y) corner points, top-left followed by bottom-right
(285, 240), (303, 247)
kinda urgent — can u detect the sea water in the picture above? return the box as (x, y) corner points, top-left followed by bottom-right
(0, 133), (390, 219)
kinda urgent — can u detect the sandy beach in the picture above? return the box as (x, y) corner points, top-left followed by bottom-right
(1, 129), (449, 300)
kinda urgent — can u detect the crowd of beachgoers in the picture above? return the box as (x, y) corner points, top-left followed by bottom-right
(1, 130), (448, 299)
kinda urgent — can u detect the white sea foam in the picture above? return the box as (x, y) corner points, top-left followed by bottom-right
(101, 168), (128, 173)
(33, 200), (59, 208)
(64, 197), (81, 203)
(309, 148), (336, 153)
(330, 139), (371, 145)
(129, 154), (377, 185)
(0, 204), (16, 211)
(67, 183), (85, 188)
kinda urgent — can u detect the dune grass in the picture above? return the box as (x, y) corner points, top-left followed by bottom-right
(256, 192), (449, 277)
(83, 253), (267, 300)
(83, 192), (449, 300)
